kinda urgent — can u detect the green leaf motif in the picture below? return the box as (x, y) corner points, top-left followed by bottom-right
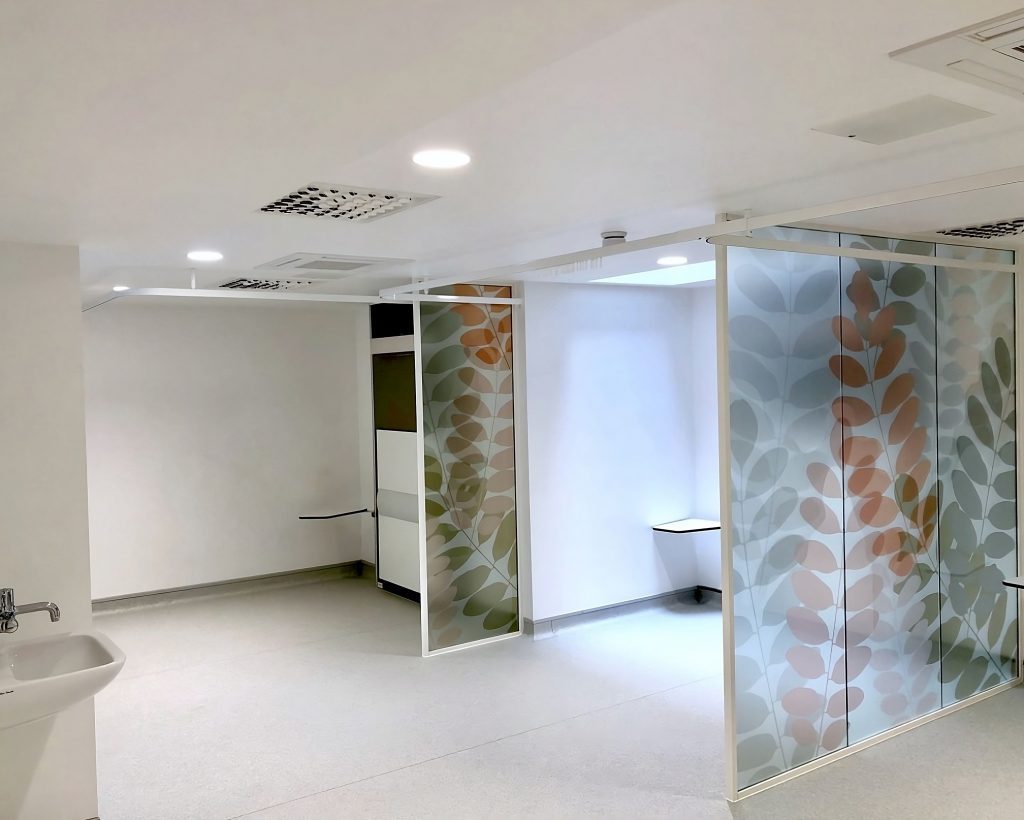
(421, 310), (464, 344)
(736, 265), (787, 313)
(431, 370), (469, 402)
(993, 470), (1016, 500)
(730, 315), (785, 359)
(425, 345), (468, 375)
(955, 436), (988, 485)
(747, 447), (789, 494)
(442, 546), (473, 571)
(793, 270), (837, 315)
(735, 692), (771, 734)
(890, 265), (926, 297)
(988, 594), (1008, 646)
(731, 400), (759, 466)
(955, 656), (990, 700)
(951, 469), (983, 519)
(890, 300), (918, 326)
(463, 582), (508, 617)
(984, 531), (1015, 559)
(967, 395), (995, 450)
(482, 597), (518, 631)
(995, 337), (1012, 387)
(491, 511), (517, 560)
(434, 523), (460, 544)
(731, 351), (781, 402)
(792, 320), (836, 360)
(981, 362), (1003, 418)
(737, 733), (780, 770)
(988, 500), (1016, 530)
(453, 565), (492, 600)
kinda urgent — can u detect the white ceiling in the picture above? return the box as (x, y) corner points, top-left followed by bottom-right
(3, 0), (1024, 304)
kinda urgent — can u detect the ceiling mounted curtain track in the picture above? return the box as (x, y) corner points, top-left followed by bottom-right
(83, 287), (520, 312)
(707, 234), (1019, 273)
(378, 163), (1024, 298)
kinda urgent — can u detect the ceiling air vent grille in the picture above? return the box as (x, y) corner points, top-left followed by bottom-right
(219, 278), (316, 291)
(938, 218), (1024, 239)
(256, 252), (409, 275)
(260, 183), (437, 223)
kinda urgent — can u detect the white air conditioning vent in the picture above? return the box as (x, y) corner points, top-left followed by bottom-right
(938, 217), (1024, 240)
(257, 252), (410, 277)
(892, 10), (1024, 97)
(219, 278), (316, 291)
(259, 183), (438, 223)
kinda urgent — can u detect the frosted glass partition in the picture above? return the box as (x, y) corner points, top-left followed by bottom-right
(727, 228), (1018, 791)
(419, 284), (519, 653)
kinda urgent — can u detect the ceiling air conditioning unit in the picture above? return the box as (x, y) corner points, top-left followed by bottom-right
(892, 9), (1024, 98)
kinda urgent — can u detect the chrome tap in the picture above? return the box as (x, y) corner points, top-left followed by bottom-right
(0, 588), (61, 634)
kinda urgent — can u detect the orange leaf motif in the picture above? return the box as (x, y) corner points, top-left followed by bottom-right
(852, 496), (899, 528)
(881, 373), (915, 413)
(807, 463), (842, 498)
(843, 436), (881, 467)
(847, 270), (880, 314)
(832, 397), (874, 427)
(888, 397), (919, 445)
(875, 333), (906, 379)
(800, 498), (841, 534)
(795, 539), (840, 572)
(830, 355), (869, 387)
(896, 428), (927, 473)
(792, 570), (835, 610)
(868, 305), (896, 347)
(832, 316), (864, 351)
(848, 467), (890, 497)
(474, 347), (502, 365)
(460, 328), (496, 347)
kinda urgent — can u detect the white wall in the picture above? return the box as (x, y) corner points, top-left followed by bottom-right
(522, 281), (720, 622)
(84, 300), (373, 599)
(685, 285), (722, 589)
(0, 243), (99, 820)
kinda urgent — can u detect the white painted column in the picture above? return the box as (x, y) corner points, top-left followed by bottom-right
(0, 242), (98, 820)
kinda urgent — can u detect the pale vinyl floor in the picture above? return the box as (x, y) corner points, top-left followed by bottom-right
(93, 576), (1024, 819)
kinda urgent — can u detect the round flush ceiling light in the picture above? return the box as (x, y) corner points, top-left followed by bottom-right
(412, 148), (471, 169)
(656, 255), (688, 266)
(112, 285), (130, 292)
(187, 249), (223, 262)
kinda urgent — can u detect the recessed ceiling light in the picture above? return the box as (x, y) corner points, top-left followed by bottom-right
(412, 149), (471, 169)
(187, 250), (223, 262)
(111, 285), (130, 292)
(656, 255), (688, 266)
(595, 260), (716, 287)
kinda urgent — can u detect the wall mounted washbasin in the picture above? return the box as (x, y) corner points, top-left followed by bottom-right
(0, 631), (125, 731)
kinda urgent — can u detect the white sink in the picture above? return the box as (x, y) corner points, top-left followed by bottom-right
(0, 631), (125, 730)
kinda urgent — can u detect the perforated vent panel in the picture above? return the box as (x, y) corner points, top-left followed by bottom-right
(219, 278), (316, 291)
(939, 218), (1024, 239)
(260, 183), (437, 223)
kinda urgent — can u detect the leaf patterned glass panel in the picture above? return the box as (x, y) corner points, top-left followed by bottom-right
(935, 244), (1017, 702)
(420, 284), (518, 652)
(729, 227), (847, 790)
(838, 234), (941, 742)
(728, 229), (1017, 793)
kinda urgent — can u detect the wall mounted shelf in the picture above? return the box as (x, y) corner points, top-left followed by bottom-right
(652, 518), (721, 534)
